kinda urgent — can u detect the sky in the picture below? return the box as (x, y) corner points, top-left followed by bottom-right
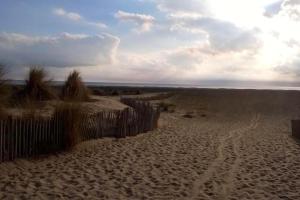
(1, 0), (300, 85)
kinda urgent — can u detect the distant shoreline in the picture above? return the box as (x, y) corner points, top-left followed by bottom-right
(7, 80), (300, 91)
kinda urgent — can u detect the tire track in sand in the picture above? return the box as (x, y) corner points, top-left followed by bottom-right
(190, 114), (260, 200)
(219, 114), (260, 200)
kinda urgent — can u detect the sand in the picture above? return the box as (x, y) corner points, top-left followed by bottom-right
(6, 95), (127, 118)
(1, 89), (300, 199)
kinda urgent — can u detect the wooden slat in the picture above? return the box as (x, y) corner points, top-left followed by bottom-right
(11, 117), (14, 160)
(4, 119), (7, 161)
(30, 118), (33, 156)
(25, 119), (28, 157)
(0, 120), (3, 162)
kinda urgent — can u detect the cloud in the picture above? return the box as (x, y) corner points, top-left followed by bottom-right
(115, 0), (287, 83)
(156, 0), (211, 16)
(198, 19), (261, 53)
(112, 40), (266, 83)
(283, 0), (300, 6)
(150, 0), (261, 54)
(281, 0), (300, 22)
(0, 32), (120, 67)
(275, 59), (300, 79)
(265, 0), (300, 19)
(274, 41), (300, 78)
(53, 8), (107, 28)
(106, 1), (266, 82)
(163, 46), (205, 69)
(264, 0), (284, 17)
(115, 10), (155, 33)
(169, 15), (261, 53)
(53, 8), (82, 21)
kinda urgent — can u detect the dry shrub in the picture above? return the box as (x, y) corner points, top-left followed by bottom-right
(54, 103), (83, 149)
(111, 90), (119, 96)
(158, 102), (176, 112)
(0, 66), (10, 101)
(135, 90), (142, 95)
(62, 70), (90, 102)
(92, 89), (105, 96)
(23, 67), (57, 102)
(0, 65), (10, 117)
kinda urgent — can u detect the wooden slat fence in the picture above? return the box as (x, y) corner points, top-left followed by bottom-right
(0, 98), (160, 162)
(120, 98), (160, 133)
(0, 114), (65, 162)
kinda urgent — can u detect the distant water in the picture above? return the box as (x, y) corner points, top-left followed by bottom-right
(85, 82), (300, 91)
(194, 85), (300, 91)
(8, 80), (300, 91)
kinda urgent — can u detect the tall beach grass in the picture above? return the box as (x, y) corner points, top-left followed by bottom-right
(22, 67), (57, 102)
(62, 70), (90, 102)
(54, 103), (83, 149)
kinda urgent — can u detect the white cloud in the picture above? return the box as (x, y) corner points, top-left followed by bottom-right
(280, 0), (300, 20)
(111, 41), (270, 83)
(264, 0), (283, 17)
(0, 32), (120, 67)
(147, 0), (262, 56)
(143, 0), (294, 80)
(53, 8), (82, 21)
(156, 0), (211, 16)
(275, 60), (300, 78)
(284, 0), (300, 6)
(169, 16), (262, 53)
(113, 0), (300, 82)
(115, 10), (155, 33)
(53, 8), (107, 28)
(271, 38), (300, 79)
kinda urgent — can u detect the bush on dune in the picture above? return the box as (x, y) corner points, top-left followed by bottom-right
(23, 67), (57, 102)
(62, 70), (90, 102)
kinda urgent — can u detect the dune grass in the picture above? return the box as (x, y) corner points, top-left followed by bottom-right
(0, 65), (11, 118)
(62, 70), (90, 102)
(22, 67), (57, 102)
(0, 66), (7, 103)
(0, 65), (10, 102)
(54, 103), (83, 149)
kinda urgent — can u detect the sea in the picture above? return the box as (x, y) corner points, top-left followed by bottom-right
(7, 80), (300, 91)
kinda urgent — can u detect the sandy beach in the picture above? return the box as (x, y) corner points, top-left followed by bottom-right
(1, 89), (300, 199)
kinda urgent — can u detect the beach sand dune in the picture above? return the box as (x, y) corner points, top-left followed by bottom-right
(1, 89), (300, 199)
